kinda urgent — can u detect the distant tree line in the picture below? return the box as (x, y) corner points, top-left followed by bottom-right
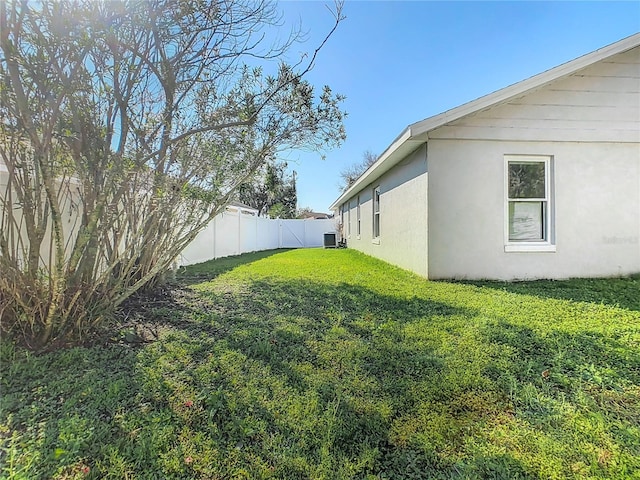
(237, 161), (297, 218)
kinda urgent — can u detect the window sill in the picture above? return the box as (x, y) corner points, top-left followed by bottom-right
(372, 238), (380, 245)
(504, 243), (556, 253)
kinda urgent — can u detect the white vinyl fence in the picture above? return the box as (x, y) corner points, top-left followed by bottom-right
(2, 160), (336, 268)
(179, 209), (337, 266)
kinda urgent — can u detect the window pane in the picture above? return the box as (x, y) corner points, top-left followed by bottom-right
(509, 162), (545, 198)
(373, 186), (381, 237)
(509, 201), (544, 241)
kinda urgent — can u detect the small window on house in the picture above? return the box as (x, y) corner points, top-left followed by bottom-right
(505, 156), (554, 251)
(347, 201), (351, 236)
(356, 195), (361, 236)
(373, 186), (380, 238)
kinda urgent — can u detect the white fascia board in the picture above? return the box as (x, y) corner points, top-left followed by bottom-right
(410, 32), (640, 139)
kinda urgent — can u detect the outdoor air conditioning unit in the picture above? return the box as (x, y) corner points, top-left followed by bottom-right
(323, 232), (337, 248)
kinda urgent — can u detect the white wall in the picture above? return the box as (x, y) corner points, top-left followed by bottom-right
(427, 139), (640, 280)
(340, 145), (428, 277)
(179, 212), (336, 266)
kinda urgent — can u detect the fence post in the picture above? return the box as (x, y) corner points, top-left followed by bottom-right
(303, 219), (308, 248)
(236, 211), (241, 255)
(254, 213), (258, 253)
(212, 215), (217, 259)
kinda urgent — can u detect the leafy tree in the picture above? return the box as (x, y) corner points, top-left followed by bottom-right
(339, 149), (377, 191)
(237, 161), (297, 218)
(0, 0), (345, 349)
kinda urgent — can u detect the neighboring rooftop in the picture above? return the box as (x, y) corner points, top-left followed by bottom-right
(299, 211), (333, 220)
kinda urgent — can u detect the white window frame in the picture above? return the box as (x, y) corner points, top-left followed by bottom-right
(372, 185), (381, 242)
(504, 155), (555, 253)
(356, 195), (361, 238)
(347, 201), (351, 237)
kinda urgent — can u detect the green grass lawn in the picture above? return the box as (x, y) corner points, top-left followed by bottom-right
(1, 249), (639, 479)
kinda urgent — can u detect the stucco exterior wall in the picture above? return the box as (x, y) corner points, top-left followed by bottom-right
(342, 145), (428, 277)
(426, 48), (640, 280)
(427, 139), (640, 280)
(333, 43), (639, 280)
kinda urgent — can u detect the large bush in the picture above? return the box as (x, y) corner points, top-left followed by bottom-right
(0, 0), (345, 349)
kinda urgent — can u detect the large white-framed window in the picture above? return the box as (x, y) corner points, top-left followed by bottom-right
(356, 195), (361, 237)
(347, 201), (351, 236)
(504, 155), (555, 252)
(373, 185), (380, 240)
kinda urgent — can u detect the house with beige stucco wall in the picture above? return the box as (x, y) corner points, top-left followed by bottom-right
(331, 33), (640, 280)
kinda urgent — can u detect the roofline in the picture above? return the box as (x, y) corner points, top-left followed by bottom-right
(409, 32), (640, 137)
(329, 32), (640, 211)
(330, 127), (413, 210)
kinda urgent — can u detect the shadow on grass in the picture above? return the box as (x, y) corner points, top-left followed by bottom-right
(457, 276), (640, 312)
(0, 344), (155, 478)
(481, 319), (640, 395)
(160, 275), (638, 476)
(137, 276), (468, 398)
(208, 278), (465, 391)
(177, 249), (293, 285)
(3, 268), (639, 479)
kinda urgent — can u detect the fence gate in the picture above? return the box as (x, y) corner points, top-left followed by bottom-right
(279, 220), (306, 248)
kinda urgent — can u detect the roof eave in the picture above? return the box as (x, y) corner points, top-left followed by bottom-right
(411, 32), (640, 139)
(329, 32), (640, 211)
(330, 127), (421, 210)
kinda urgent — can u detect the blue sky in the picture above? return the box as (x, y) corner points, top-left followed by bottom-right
(274, 1), (639, 213)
